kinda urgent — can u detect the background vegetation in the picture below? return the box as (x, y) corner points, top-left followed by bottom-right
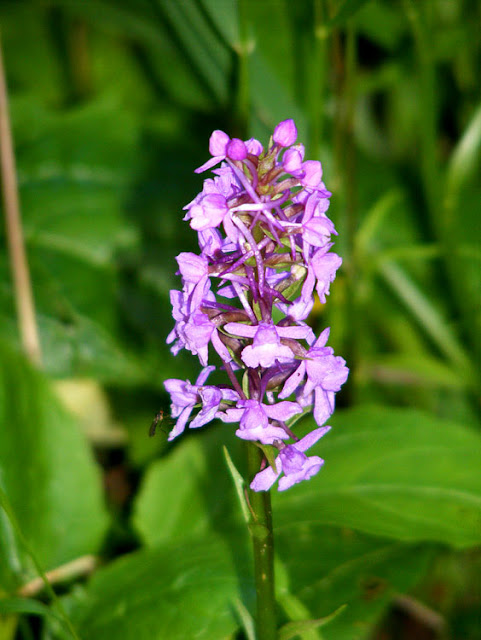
(0, 1), (480, 638)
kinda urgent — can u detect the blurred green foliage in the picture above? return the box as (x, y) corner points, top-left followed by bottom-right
(0, 0), (480, 639)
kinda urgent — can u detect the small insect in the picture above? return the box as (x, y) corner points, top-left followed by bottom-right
(149, 410), (169, 437)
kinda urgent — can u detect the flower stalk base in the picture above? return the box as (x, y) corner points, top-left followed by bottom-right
(247, 442), (277, 640)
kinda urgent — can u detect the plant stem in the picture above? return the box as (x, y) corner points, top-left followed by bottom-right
(307, 0), (327, 160)
(0, 35), (42, 366)
(246, 443), (276, 640)
(233, 0), (251, 137)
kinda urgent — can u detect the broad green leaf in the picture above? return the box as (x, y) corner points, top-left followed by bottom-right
(0, 309), (145, 384)
(57, 524), (437, 640)
(276, 524), (436, 640)
(133, 426), (238, 547)
(274, 406), (481, 548)
(56, 535), (251, 640)
(12, 97), (138, 267)
(0, 98), (158, 382)
(0, 341), (108, 589)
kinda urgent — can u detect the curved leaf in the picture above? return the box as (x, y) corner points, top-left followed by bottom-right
(276, 524), (435, 640)
(64, 535), (251, 640)
(275, 406), (481, 548)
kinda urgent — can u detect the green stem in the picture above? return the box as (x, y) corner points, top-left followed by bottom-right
(307, 0), (327, 159)
(233, 0), (251, 137)
(329, 15), (358, 404)
(246, 443), (276, 640)
(404, 0), (439, 223)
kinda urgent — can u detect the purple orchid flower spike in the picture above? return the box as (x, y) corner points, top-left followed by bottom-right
(165, 119), (348, 490)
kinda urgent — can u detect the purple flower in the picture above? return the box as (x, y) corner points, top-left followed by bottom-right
(245, 137), (263, 156)
(188, 193), (229, 231)
(276, 295), (314, 322)
(224, 321), (313, 369)
(282, 146), (304, 173)
(300, 192), (336, 251)
(301, 247), (342, 304)
(164, 366), (217, 440)
(250, 426), (331, 491)
(226, 138), (247, 161)
(195, 130), (230, 173)
(273, 119), (297, 147)
(182, 311), (231, 366)
(280, 328), (349, 425)
(219, 398), (301, 444)
(300, 160), (323, 188)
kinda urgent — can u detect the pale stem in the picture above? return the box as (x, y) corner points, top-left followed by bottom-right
(0, 35), (41, 365)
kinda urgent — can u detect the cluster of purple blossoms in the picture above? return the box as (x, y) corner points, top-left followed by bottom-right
(164, 119), (348, 492)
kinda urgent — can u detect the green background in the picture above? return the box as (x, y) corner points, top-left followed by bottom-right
(0, 1), (480, 639)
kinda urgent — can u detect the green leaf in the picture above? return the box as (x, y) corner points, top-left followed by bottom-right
(362, 353), (471, 390)
(60, 535), (251, 640)
(355, 189), (404, 253)
(200, 0), (239, 46)
(350, 1), (406, 50)
(0, 597), (64, 624)
(13, 97), (138, 268)
(232, 597), (255, 640)
(378, 260), (473, 377)
(0, 341), (109, 589)
(54, 523), (435, 640)
(158, 0), (231, 105)
(55, 0), (218, 109)
(133, 426), (238, 547)
(326, 0), (371, 29)
(274, 406), (481, 548)
(223, 446), (250, 524)
(445, 100), (481, 207)
(278, 605), (347, 640)
(0, 98), (157, 382)
(276, 524), (436, 640)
